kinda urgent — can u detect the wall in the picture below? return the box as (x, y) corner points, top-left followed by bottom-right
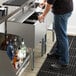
(67, 0), (76, 35)
(0, 23), (5, 33)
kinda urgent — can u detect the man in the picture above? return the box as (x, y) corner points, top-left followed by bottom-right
(38, 0), (73, 69)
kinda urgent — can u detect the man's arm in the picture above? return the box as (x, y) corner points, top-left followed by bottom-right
(42, 3), (53, 17)
(38, 2), (53, 22)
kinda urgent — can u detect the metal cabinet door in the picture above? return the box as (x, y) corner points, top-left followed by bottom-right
(0, 51), (16, 76)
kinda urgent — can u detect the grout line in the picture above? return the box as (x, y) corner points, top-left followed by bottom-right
(69, 37), (74, 50)
(40, 70), (58, 75)
(70, 48), (76, 50)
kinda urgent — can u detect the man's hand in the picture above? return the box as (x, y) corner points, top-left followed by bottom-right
(38, 1), (52, 23)
(38, 14), (45, 23)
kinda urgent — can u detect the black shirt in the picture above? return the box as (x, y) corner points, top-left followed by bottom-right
(47, 0), (73, 14)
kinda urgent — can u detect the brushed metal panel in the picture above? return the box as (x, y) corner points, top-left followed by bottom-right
(7, 21), (34, 48)
(0, 51), (16, 76)
(3, 0), (34, 6)
(34, 21), (46, 45)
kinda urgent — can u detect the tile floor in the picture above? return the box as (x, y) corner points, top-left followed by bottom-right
(21, 31), (56, 76)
